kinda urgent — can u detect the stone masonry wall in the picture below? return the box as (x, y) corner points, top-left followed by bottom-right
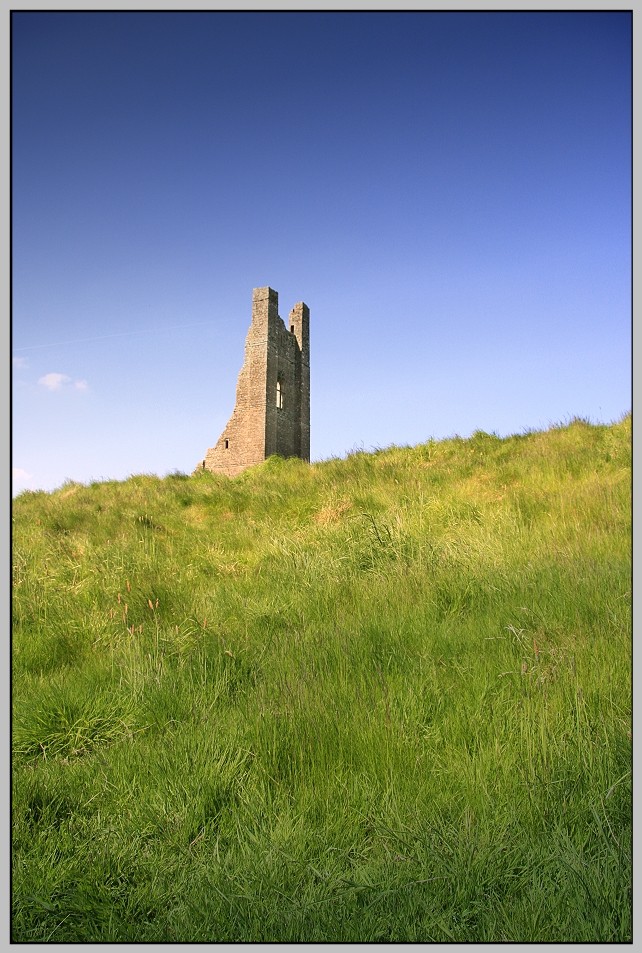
(199, 287), (310, 477)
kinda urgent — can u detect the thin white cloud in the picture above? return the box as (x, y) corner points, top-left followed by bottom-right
(13, 467), (33, 485)
(13, 356), (29, 370)
(39, 372), (71, 391)
(38, 372), (89, 393)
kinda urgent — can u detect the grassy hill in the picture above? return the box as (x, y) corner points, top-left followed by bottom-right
(12, 415), (631, 942)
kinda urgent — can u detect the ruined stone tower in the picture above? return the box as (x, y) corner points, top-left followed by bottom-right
(200, 287), (310, 477)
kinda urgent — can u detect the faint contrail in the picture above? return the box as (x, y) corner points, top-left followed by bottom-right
(13, 321), (214, 351)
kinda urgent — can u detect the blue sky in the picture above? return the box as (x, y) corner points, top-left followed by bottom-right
(12, 11), (631, 494)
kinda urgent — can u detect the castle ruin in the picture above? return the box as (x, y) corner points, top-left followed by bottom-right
(199, 286), (310, 477)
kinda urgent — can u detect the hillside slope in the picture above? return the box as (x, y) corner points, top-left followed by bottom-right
(12, 415), (631, 942)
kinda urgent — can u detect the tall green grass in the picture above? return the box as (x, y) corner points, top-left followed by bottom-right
(12, 415), (631, 941)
